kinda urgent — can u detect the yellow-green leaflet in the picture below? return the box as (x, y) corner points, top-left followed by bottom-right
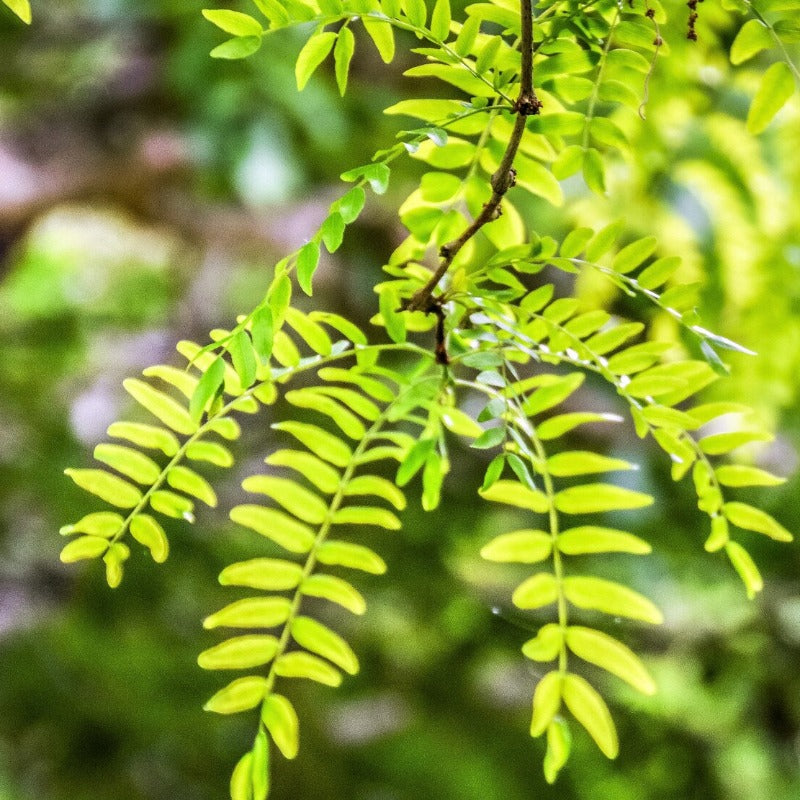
(343, 475), (406, 509)
(479, 480), (550, 512)
(315, 540), (387, 574)
(301, 574), (366, 615)
(332, 506), (401, 530)
(561, 673), (618, 759)
(530, 671), (562, 737)
(274, 652), (343, 687)
(265, 450), (341, 493)
(557, 526), (651, 555)
(167, 466), (218, 506)
(130, 514), (169, 563)
(272, 422), (353, 467)
(204, 676), (267, 714)
(204, 597), (292, 630)
(60, 511), (124, 538)
(545, 451), (634, 477)
(94, 443), (161, 485)
(544, 718), (572, 784)
(291, 616), (359, 675)
(230, 505), (315, 553)
(513, 573), (559, 610)
(481, 530), (552, 563)
(2, 0), (31, 23)
(554, 484), (652, 514)
(522, 624), (563, 662)
(123, 378), (197, 435)
(723, 502), (793, 542)
(726, 541), (763, 599)
(229, 751), (254, 800)
(563, 576), (663, 624)
(219, 558), (304, 591)
(150, 490), (194, 520)
(107, 422), (180, 456)
(286, 389), (366, 439)
(60, 535), (109, 562)
(262, 694), (299, 759)
(65, 468), (143, 508)
(565, 626), (656, 695)
(198, 635), (280, 670)
(241, 475), (328, 524)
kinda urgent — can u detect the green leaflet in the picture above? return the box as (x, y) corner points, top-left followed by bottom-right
(730, 19), (772, 64)
(150, 490), (195, 520)
(315, 540), (387, 573)
(2, 0), (31, 24)
(285, 307), (333, 355)
(168, 465), (217, 507)
(202, 9), (262, 37)
(204, 597), (292, 629)
(332, 506), (401, 529)
(274, 652), (343, 687)
(530, 671), (562, 737)
(334, 26), (355, 95)
(312, 386), (381, 420)
(130, 514), (169, 563)
(715, 465), (785, 487)
(198, 635), (280, 670)
(344, 475), (406, 509)
(747, 62), (795, 135)
(230, 504), (316, 552)
(65, 468), (143, 509)
(60, 535), (109, 562)
(186, 440), (234, 467)
(204, 676), (267, 714)
(554, 484), (653, 514)
(722, 502), (793, 542)
(107, 421), (180, 456)
(480, 530), (552, 563)
(317, 367), (394, 401)
(229, 751), (255, 800)
(123, 378), (197, 435)
(262, 694), (299, 760)
(561, 673), (618, 759)
(698, 430), (772, 455)
(265, 450), (341, 494)
(272, 422), (353, 467)
(563, 576), (663, 624)
(286, 389), (367, 439)
(219, 558), (304, 591)
(144, 365), (198, 399)
(296, 31), (337, 91)
(363, 16), (395, 64)
(60, 511), (124, 538)
(536, 412), (622, 440)
(291, 616), (359, 674)
(242, 475), (328, 524)
(726, 541), (763, 599)
(557, 527), (651, 555)
(94, 443), (161, 485)
(545, 451), (634, 477)
(512, 573), (559, 609)
(543, 718), (572, 784)
(522, 624), (563, 662)
(565, 626), (656, 695)
(302, 573), (367, 614)
(522, 373), (584, 416)
(478, 480), (549, 512)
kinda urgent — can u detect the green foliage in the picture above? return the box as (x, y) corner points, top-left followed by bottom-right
(45, 0), (800, 796)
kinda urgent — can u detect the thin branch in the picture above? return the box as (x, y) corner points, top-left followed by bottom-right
(404, 0), (540, 312)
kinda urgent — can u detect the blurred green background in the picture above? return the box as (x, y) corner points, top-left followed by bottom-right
(1, 1), (799, 799)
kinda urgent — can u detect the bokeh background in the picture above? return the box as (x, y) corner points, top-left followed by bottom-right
(1, 1), (799, 799)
